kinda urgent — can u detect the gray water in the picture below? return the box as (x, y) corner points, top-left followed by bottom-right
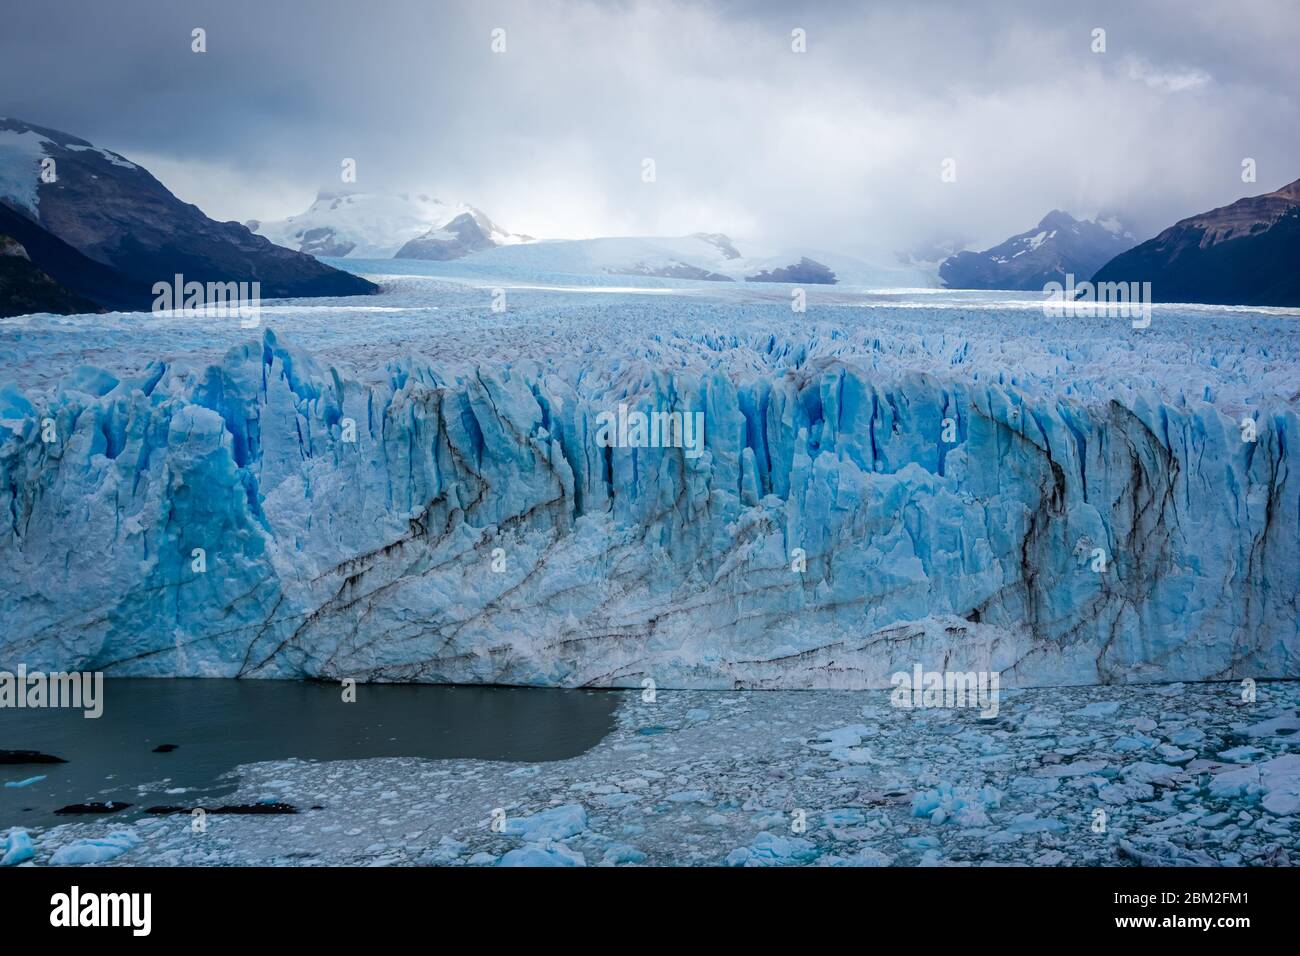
(0, 678), (620, 829)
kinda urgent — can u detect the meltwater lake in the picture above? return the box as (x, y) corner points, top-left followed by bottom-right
(0, 679), (619, 828)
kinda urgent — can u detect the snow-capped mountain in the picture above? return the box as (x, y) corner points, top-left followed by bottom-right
(250, 190), (532, 260)
(0, 117), (377, 306)
(1091, 178), (1300, 306)
(940, 210), (1137, 291)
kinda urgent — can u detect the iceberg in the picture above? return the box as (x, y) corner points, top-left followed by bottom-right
(47, 830), (139, 865)
(0, 827), (34, 866)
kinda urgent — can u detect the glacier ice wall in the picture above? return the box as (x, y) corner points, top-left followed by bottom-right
(1, 325), (1295, 688)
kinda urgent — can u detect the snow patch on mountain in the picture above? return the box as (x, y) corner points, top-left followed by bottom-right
(0, 127), (50, 216)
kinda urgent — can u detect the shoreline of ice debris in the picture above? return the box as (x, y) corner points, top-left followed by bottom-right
(6, 680), (1296, 867)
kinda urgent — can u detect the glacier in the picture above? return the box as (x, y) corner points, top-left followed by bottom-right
(0, 273), (1296, 688)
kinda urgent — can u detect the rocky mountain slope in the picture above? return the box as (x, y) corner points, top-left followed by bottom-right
(0, 233), (102, 317)
(1091, 179), (1300, 306)
(0, 202), (145, 312)
(0, 118), (377, 307)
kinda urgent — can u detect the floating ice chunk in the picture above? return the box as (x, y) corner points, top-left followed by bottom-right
(829, 766), (876, 782)
(601, 844), (647, 865)
(1023, 713), (1062, 729)
(808, 726), (871, 751)
(49, 830), (140, 865)
(1006, 815), (1065, 834)
(1035, 759), (1109, 779)
(849, 846), (893, 867)
(665, 790), (711, 804)
(911, 782), (1003, 825)
(423, 836), (467, 863)
(1098, 781), (1155, 804)
(1113, 733), (1159, 752)
(3, 775), (46, 788)
(594, 792), (640, 809)
(828, 747), (876, 764)
(902, 835), (940, 850)
(1218, 745), (1266, 762)
(1010, 775), (1059, 795)
(498, 842), (586, 867)
(502, 804), (588, 841)
(1258, 754), (1300, 816)
(1073, 701), (1121, 717)
(1242, 715), (1300, 739)
(822, 809), (866, 827)
(467, 852), (498, 866)
(724, 832), (820, 867)
(1, 829), (34, 867)
(1155, 744), (1196, 764)
(1207, 765), (1260, 800)
(1120, 762), (1181, 785)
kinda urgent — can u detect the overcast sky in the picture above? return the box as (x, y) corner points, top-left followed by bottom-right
(3, 0), (1297, 255)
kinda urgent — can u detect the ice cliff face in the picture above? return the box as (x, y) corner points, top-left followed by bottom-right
(0, 284), (1296, 689)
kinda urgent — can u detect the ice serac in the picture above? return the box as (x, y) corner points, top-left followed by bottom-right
(0, 328), (1295, 688)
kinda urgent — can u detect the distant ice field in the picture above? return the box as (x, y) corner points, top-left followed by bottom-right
(2, 260), (1297, 414)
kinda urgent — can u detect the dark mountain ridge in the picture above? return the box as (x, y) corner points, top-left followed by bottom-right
(1091, 179), (1300, 306)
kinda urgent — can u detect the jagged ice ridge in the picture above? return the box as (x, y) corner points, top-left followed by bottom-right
(1, 278), (1296, 687)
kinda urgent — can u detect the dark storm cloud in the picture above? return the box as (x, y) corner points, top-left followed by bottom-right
(2, 0), (1297, 252)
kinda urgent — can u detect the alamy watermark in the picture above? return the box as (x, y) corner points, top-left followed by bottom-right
(50, 886), (150, 936)
(152, 273), (261, 328)
(594, 403), (705, 459)
(1043, 273), (1152, 329)
(890, 663), (1000, 718)
(0, 665), (103, 718)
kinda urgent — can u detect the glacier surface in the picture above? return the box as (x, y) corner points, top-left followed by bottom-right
(0, 273), (1296, 687)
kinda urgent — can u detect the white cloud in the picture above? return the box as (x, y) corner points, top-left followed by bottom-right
(2, 0), (1296, 256)
(1125, 57), (1213, 92)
